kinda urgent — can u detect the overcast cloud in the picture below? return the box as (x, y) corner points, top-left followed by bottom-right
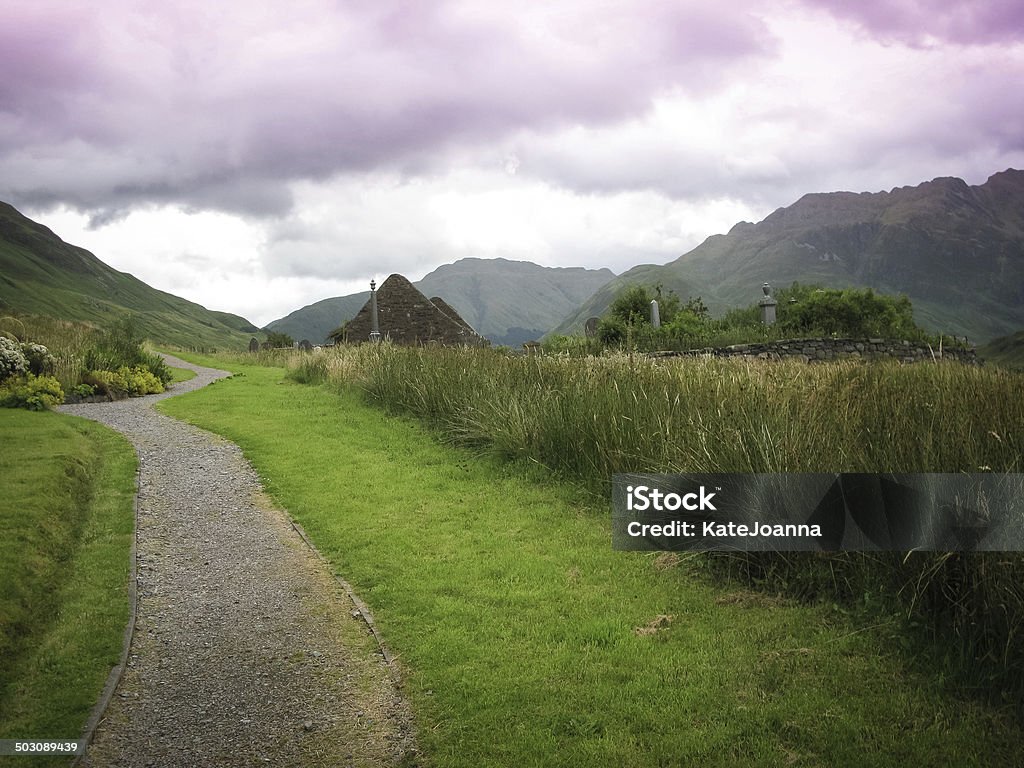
(3, 0), (1023, 325)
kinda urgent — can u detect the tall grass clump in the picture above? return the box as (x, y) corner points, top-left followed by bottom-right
(308, 343), (1024, 713)
(1, 313), (96, 393)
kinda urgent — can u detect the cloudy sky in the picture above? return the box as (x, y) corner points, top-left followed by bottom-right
(3, 1), (1023, 326)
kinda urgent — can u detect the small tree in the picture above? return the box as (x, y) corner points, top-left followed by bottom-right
(608, 285), (652, 327)
(265, 330), (294, 348)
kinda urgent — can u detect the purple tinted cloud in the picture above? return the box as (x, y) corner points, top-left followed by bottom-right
(0, 0), (772, 219)
(806, 0), (1024, 45)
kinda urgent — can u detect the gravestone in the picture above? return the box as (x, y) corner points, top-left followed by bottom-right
(758, 282), (778, 326)
(584, 317), (600, 338)
(249, 337), (260, 353)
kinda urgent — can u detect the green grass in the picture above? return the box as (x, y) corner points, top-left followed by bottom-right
(0, 409), (136, 757)
(160, 354), (1023, 766)
(282, 345), (1024, 711)
(168, 365), (196, 384)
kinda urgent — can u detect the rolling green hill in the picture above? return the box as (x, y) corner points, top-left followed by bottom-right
(0, 202), (258, 349)
(553, 170), (1024, 343)
(267, 258), (615, 345)
(979, 330), (1024, 370)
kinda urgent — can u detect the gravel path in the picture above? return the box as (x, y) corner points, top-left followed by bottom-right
(59, 355), (417, 767)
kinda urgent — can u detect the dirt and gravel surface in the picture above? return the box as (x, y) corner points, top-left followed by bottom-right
(58, 354), (417, 768)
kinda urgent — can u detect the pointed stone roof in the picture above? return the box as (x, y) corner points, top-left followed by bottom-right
(338, 274), (486, 346)
(429, 296), (477, 335)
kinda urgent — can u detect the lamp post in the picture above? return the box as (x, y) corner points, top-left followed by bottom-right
(369, 279), (381, 342)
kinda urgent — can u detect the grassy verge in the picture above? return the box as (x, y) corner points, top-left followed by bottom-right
(0, 409), (136, 759)
(168, 365), (196, 384)
(160, 354), (1023, 767)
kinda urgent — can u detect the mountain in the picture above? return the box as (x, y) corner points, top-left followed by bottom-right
(978, 330), (1024, 370)
(553, 170), (1024, 343)
(267, 258), (615, 345)
(0, 201), (258, 349)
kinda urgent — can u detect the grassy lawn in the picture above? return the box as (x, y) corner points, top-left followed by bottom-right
(168, 364), (196, 384)
(0, 409), (136, 756)
(160, 355), (1023, 767)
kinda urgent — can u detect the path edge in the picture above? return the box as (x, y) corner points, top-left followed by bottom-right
(286, 517), (405, 687)
(70, 459), (141, 768)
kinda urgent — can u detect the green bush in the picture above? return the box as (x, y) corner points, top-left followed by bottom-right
(82, 369), (128, 397)
(85, 315), (172, 386)
(592, 282), (935, 352)
(0, 374), (64, 410)
(83, 366), (164, 398)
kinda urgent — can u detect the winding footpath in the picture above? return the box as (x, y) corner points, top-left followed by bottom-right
(59, 355), (417, 767)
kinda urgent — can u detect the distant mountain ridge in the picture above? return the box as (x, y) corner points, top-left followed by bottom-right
(553, 170), (1024, 343)
(0, 201), (258, 349)
(267, 258), (615, 345)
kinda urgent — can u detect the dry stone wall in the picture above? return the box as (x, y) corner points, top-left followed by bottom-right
(653, 338), (979, 364)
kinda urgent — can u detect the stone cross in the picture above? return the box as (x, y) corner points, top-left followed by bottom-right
(369, 279), (381, 343)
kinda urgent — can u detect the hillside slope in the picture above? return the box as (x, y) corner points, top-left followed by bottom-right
(0, 202), (257, 349)
(979, 329), (1024, 370)
(554, 170), (1024, 342)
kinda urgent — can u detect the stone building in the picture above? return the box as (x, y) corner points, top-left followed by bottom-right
(331, 273), (486, 346)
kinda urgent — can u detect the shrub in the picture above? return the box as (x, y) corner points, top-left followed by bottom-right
(82, 369), (129, 398)
(0, 374), (64, 410)
(0, 337), (27, 382)
(85, 315), (172, 386)
(118, 365), (164, 395)
(138, 349), (172, 386)
(265, 330), (294, 348)
(83, 366), (164, 398)
(21, 342), (56, 376)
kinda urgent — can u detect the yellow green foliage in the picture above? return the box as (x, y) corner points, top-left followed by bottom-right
(0, 374), (64, 410)
(84, 365), (164, 397)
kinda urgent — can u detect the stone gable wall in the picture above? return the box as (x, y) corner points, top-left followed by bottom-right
(343, 274), (485, 346)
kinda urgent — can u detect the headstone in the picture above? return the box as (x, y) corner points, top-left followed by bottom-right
(249, 337), (260, 353)
(758, 282), (778, 326)
(650, 299), (661, 329)
(584, 317), (600, 338)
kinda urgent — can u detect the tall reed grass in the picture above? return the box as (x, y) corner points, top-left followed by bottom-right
(1, 313), (97, 393)
(285, 344), (1024, 713)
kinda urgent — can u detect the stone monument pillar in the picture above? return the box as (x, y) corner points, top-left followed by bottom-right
(650, 299), (661, 329)
(759, 282), (778, 326)
(369, 279), (381, 342)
